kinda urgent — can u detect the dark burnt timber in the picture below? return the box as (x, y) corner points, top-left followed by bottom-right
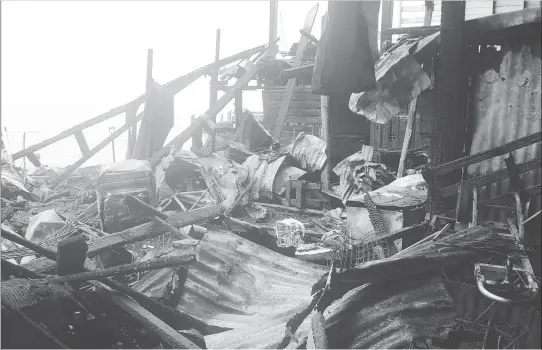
(87, 205), (224, 256)
(431, 1), (468, 168)
(47, 254), (195, 284)
(93, 282), (201, 349)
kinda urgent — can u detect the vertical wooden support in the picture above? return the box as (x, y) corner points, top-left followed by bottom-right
(472, 187), (478, 227)
(210, 29), (221, 115)
(320, 13), (331, 194)
(234, 89), (243, 127)
(125, 103), (138, 159)
(397, 2), (432, 178)
(431, 1), (467, 167)
(424, 1), (435, 25)
(209, 29), (221, 152)
(379, 0), (394, 49)
(296, 181), (304, 209)
(145, 49), (154, 104)
(22, 132), (26, 175)
(269, 0), (279, 45)
(429, 1), (466, 211)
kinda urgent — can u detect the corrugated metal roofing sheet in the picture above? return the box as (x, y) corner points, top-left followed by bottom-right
(132, 226), (327, 336)
(468, 42), (541, 221)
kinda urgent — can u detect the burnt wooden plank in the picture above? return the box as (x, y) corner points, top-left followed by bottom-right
(431, 132), (541, 176)
(87, 205), (224, 256)
(94, 282), (200, 349)
(49, 254), (195, 283)
(440, 157), (541, 198)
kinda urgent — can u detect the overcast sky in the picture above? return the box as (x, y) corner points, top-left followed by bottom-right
(1, 1), (327, 168)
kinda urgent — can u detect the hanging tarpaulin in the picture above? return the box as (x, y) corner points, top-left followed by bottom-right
(311, 1), (380, 96)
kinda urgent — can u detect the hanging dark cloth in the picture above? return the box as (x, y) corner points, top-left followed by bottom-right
(132, 82), (174, 160)
(311, 1), (380, 96)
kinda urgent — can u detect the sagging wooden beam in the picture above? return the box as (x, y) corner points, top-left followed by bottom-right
(281, 64), (315, 80)
(12, 42), (270, 162)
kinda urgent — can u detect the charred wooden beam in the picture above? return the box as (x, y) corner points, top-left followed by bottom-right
(431, 132), (541, 177)
(1, 224), (57, 260)
(87, 205), (224, 256)
(93, 282), (200, 349)
(48, 254), (195, 284)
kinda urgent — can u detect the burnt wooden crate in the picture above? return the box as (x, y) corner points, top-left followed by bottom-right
(281, 180), (324, 210)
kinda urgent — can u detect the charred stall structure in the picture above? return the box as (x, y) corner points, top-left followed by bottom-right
(1, 1), (541, 349)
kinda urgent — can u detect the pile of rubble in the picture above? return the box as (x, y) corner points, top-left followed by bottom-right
(2, 109), (540, 349)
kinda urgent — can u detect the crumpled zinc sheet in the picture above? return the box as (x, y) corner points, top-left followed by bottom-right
(132, 226), (327, 348)
(321, 273), (456, 349)
(288, 132), (327, 172)
(349, 32), (440, 124)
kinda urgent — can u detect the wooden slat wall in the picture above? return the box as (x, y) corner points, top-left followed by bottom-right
(395, 1), (536, 28)
(261, 86), (321, 145)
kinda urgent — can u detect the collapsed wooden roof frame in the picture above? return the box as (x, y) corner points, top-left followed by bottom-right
(11, 40), (278, 187)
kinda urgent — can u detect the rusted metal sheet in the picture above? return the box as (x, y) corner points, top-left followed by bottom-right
(468, 42), (541, 222)
(131, 227), (327, 340)
(323, 275), (456, 349)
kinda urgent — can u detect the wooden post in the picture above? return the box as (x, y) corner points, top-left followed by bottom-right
(269, 0), (279, 45)
(430, 1), (467, 168)
(472, 188), (478, 227)
(210, 29), (221, 115)
(22, 132), (26, 175)
(209, 29), (221, 151)
(379, 0), (394, 50)
(320, 13), (331, 193)
(125, 103), (138, 159)
(397, 2), (432, 178)
(234, 90), (243, 127)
